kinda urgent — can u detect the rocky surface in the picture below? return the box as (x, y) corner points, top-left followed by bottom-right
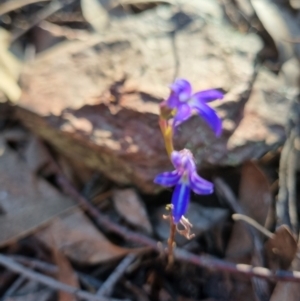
(17, 1), (292, 193)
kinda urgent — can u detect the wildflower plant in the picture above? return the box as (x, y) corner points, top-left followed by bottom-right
(155, 78), (223, 264)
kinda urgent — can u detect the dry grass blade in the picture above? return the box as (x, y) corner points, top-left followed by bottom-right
(97, 254), (136, 296)
(232, 214), (273, 239)
(0, 0), (50, 16)
(0, 254), (127, 301)
(11, 0), (76, 42)
(108, 0), (172, 9)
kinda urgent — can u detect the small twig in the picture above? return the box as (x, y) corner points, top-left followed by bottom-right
(97, 254), (136, 296)
(232, 214), (274, 239)
(39, 20), (90, 41)
(10, 255), (102, 288)
(277, 133), (293, 228)
(11, 0), (76, 42)
(11, 255), (57, 274)
(108, 0), (173, 10)
(0, 254), (124, 301)
(174, 247), (300, 283)
(2, 275), (26, 297)
(0, 0), (50, 15)
(277, 99), (300, 237)
(287, 130), (298, 235)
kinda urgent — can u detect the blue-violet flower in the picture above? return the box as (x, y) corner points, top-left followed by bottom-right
(164, 78), (224, 136)
(154, 149), (213, 223)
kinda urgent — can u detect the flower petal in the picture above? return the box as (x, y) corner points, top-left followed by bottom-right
(189, 172), (213, 195)
(170, 79), (192, 102)
(172, 183), (191, 223)
(165, 92), (180, 109)
(173, 104), (192, 127)
(191, 101), (222, 137)
(154, 171), (180, 187)
(192, 89), (224, 103)
(171, 151), (182, 169)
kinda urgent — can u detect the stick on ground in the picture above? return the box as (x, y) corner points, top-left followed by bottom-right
(97, 254), (136, 296)
(0, 254), (127, 301)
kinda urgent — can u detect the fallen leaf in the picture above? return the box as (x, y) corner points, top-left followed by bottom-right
(24, 136), (51, 173)
(53, 247), (79, 301)
(223, 162), (273, 300)
(226, 161), (272, 261)
(0, 137), (75, 247)
(265, 225), (297, 270)
(270, 250), (300, 301)
(36, 208), (131, 264)
(113, 188), (153, 234)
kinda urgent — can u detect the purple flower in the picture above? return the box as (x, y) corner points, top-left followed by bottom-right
(154, 149), (213, 223)
(165, 79), (224, 137)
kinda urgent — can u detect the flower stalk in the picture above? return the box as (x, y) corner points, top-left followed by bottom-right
(159, 117), (174, 157)
(156, 78), (223, 267)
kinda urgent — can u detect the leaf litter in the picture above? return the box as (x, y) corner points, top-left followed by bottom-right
(1, 0), (300, 300)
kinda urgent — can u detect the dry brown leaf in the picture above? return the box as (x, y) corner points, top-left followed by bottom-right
(53, 246), (80, 301)
(36, 208), (130, 264)
(24, 136), (51, 173)
(265, 225), (297, 270)
(270, 250), (300, 301)
(113, 188), (152, 234)
(0, 137), (75, 247)
(226, 161), (272, 261)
